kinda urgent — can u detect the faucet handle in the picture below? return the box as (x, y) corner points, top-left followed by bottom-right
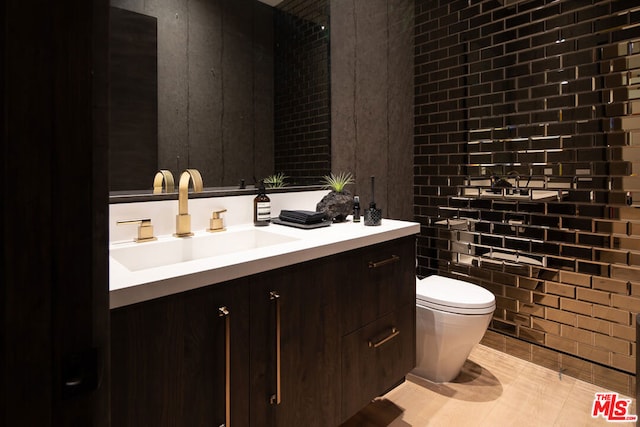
(207, 208), (227, 233)
(117, 218), (157, 242)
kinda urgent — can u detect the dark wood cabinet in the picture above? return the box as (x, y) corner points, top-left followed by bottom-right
(341, 303), (415, 418)
(341, 236), (415, 335)
(181, 279), (251, 427)
(111, 236), (416, 426)
(340, 236), (416, 420)
(111, 290), (184, 426)
(111, 278), (250, 427)
(249, 257), (342, 427)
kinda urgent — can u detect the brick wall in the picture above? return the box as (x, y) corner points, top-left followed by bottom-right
(414, 0), (640, 394)
(273, 0), (330, 185)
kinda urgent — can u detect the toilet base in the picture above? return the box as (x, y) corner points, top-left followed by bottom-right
(414, 305), (493, 383)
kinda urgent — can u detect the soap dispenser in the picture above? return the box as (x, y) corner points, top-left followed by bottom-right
(254, 181), (271, 226)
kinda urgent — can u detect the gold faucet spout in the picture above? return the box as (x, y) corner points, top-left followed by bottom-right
(153, 169), (175, 194)
(175, 169), (203, 237)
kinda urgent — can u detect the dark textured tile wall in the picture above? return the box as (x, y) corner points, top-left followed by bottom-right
(414, 0), (640, 392)
(273, 0), (330, 185)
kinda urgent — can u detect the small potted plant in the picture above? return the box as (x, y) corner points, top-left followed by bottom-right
(316, 172), (355, 222)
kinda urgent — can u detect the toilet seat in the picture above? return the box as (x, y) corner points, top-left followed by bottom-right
(416, 275), (496, 315)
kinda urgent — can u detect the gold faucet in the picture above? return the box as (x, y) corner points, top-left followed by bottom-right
(153, 169), (175, 194)
(175, 169), (203, 237)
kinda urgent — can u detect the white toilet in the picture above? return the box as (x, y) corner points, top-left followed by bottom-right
(414, 275), (496, 383)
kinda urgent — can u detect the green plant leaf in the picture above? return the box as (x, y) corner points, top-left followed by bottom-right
(321, 171), (354, 193)
(263, 172), (288, 188)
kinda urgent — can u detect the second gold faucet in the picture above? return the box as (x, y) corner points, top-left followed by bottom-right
(175, 169), (203, 237)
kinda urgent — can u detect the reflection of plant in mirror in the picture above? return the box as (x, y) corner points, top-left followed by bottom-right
(264, 172), (288, 188)
(492, 177), (512, 188)
(485, 168), (511, 188)
(321, 171), (354, 193)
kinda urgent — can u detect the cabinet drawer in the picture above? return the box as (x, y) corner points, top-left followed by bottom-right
(341, 236), (415, 334)
(341, 303), (416, 421)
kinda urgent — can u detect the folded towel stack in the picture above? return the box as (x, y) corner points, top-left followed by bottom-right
(278, 210), (326, 225)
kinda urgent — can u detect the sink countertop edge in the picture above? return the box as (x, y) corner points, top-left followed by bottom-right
(110, 218), (420, 308)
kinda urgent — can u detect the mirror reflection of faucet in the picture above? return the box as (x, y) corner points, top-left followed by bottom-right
(175, 169), (203, 237)
(153, 169), (175, 194)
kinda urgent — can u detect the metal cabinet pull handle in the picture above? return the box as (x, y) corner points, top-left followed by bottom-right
(64, 378), (83, 387)
(368, 254), (400, 268)
(218, 306), (231, 427)
(269, 291), (282, 405)
(368, 327), (400, 348)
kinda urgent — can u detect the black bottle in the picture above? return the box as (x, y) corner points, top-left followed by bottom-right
(254, 181), (271, 226)
(353, 195), (361, 222)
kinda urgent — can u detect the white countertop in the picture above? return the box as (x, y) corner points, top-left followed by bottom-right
(110, 218), (420, 308)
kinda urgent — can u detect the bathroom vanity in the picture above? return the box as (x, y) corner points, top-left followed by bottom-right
(110, 218), (419, 426)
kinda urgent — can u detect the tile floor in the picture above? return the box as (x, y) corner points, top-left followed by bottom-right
(344, 344), (637, 426)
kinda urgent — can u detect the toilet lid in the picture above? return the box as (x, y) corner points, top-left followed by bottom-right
(416, 275), (495, 314)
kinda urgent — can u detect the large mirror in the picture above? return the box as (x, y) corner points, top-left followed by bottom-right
(108, 0), (330, 196)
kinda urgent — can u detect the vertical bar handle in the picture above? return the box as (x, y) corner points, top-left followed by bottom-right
(218, 306), (231, 427)
(269, 291), (282, 405)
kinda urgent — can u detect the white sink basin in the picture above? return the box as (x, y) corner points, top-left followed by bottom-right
(110, 228), (300, 272)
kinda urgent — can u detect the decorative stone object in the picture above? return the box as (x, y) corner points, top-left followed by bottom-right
(316, 190), (354, 223)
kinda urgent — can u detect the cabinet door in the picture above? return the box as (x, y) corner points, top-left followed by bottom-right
(183, 279), (251, 427)
(111, 294), (185, 426)
(342, 236), (416, 334)
(341, 303), (415, 419)
(250, 257), (341, 427)
(111, 279), (250, 427)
